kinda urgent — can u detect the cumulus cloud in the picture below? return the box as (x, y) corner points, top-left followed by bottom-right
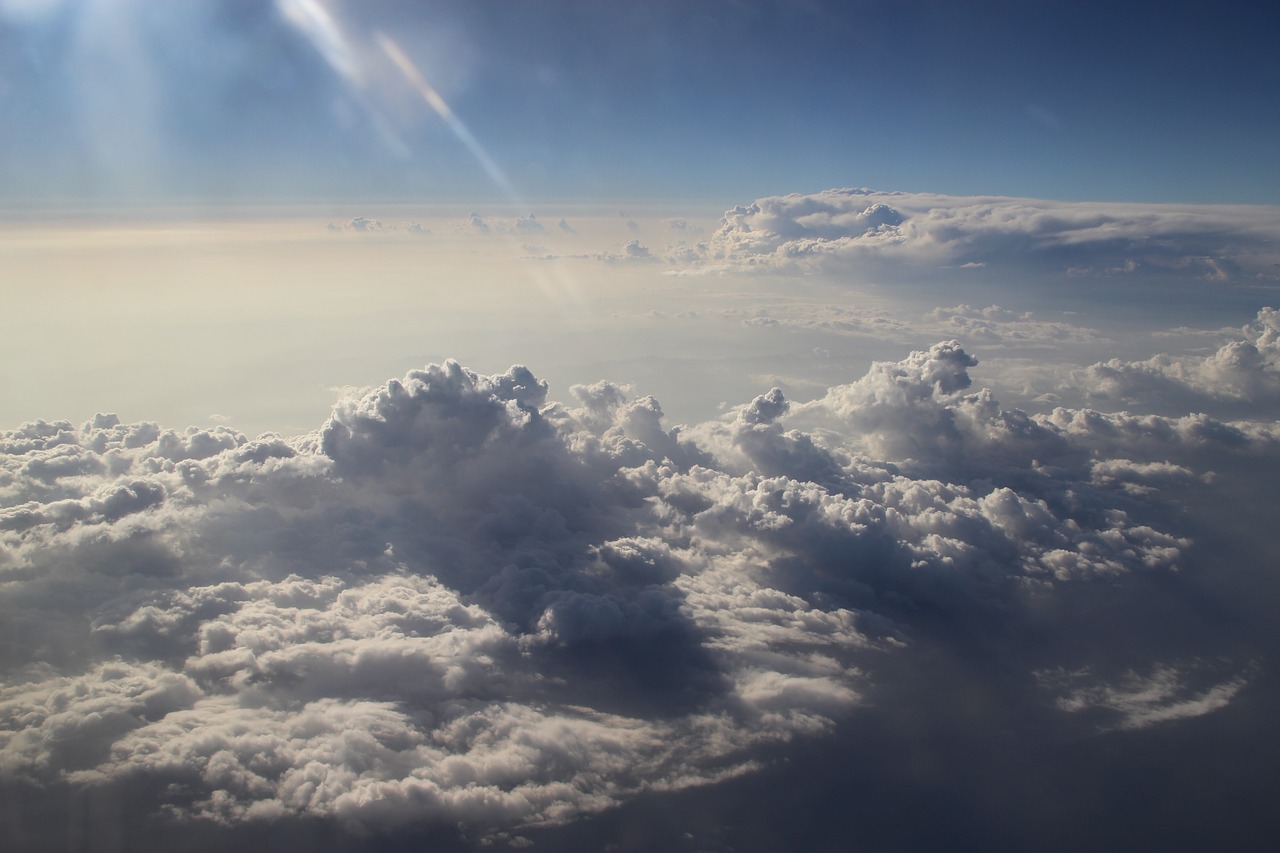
(679, 188), (1280, 279)
(1081, 308), (1280, 411)
(2, 330), (1275, 847)
(461, 212), (489, 233)
(514, 213), (544, 234)
(592, 239), (655, 263)
(460, 212), (552, 236)
(325, 217), (432, 236)
(327, 216), (388, 233)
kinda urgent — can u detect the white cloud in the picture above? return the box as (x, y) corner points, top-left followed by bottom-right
(680, 188), (1280, 279)
(1039, 661), (1253, 731)
(1081, 308), (1280, 410)
(591, 239), (655, 263)
(2, 327), (1275, 844)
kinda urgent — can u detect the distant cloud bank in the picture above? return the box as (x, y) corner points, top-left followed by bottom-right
(671, 188), (1280, 279)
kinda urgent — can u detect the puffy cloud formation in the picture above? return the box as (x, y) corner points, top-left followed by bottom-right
(593, 239), (654, 263)
(514, 214), (544, 234)
(2, 337), (1275, 848)
(325, 217), (430, 235)
(461, 212), (551, 236)
(682, 188), (1280, 278)
(327, 216), (388, 233)
(1083, 307), (1280, 411)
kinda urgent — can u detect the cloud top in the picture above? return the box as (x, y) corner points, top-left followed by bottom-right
(2, 330), (1273, 843)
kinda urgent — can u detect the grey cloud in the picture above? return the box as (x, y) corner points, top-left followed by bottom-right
(514, 214), (544, 234)
(1038, 661), (1254, 731)
(463, 212), (490, 233)
(2, 330), (1276, 848)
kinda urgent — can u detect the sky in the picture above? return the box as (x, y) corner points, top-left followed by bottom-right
(3, 0), (1280, 205)
(4, 2), (1280, 852)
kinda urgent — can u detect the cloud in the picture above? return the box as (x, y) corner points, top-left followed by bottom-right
(681, 188), (1280, 279)
(461, 212), (552, 236)
(592, 239), (655, 263)
(514, 214), (544, 234)
(1038, 661), (1254, 731)
(463, 212), (491, 233)
(1080, 308), (1280, 411)
(2, 327), (1275, 847)
(924, 304), (1105, 348)
(327, 216), (388, 233)
(325, 217), (432, 236)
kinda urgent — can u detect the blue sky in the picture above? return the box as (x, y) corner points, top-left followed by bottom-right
(2, 0), (1278, 205)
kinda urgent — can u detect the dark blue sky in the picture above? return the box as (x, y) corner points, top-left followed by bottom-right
(1, 0), (1278, 204)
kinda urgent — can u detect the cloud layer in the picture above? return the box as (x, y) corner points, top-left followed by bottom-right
(678, 188), (1280, 280)
(2, 327), (1277, 848)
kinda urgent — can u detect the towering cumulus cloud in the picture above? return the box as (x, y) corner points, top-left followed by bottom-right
(2, 333), (1277, 849)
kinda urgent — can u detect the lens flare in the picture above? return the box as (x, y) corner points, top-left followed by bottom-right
(276, 0), (359, 85)
(376, 33), (520, 205)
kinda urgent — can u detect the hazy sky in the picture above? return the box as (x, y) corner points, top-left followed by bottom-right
(3, 3), (1280, 853)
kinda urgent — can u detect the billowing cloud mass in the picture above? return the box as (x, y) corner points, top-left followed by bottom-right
(1081, 307), (1280, 412)
(681, 188), (1280, 279)
(4, 321), (1276, 849)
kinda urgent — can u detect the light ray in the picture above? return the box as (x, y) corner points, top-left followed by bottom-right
(376, 32), (522, 205)
(276, 0), (360, 86)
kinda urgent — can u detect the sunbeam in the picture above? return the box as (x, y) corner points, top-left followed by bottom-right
(376, 32), (522, 205)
